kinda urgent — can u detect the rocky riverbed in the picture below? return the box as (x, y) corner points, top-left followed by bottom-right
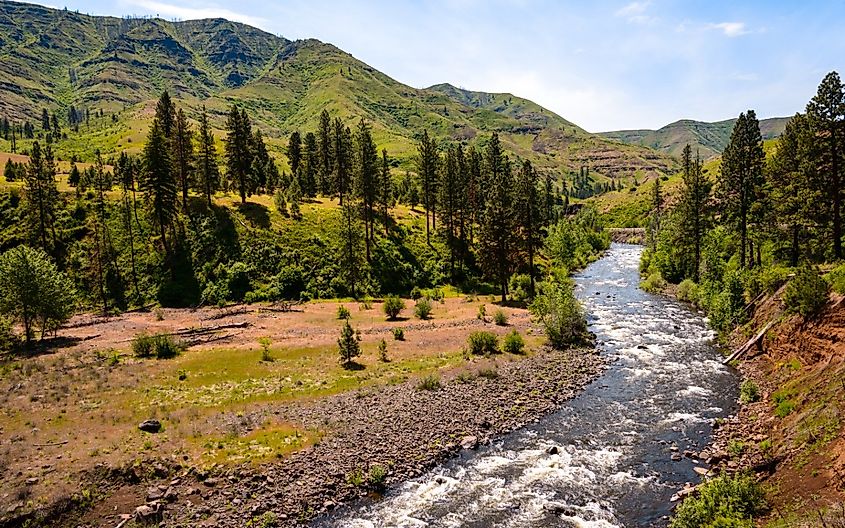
(65, 346), (604, 527)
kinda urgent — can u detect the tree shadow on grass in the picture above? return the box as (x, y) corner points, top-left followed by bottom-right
(8, 336), (85, 359)
(235, 201), (271, 229)
(341, 361), (366, 371)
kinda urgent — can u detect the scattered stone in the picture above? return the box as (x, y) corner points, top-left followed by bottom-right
(460, 436), (479, 450)
(203, 477), (219, 487)
(133, 503), (164, 525)
(146, 486), (164, 502)
(693, 466), (710, 476)
(546, 445), (560, 455)
(138, 420), (162, 434)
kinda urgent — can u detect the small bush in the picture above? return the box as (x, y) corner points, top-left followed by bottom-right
(467, 331), (499, 355)
(392, 327), (405, 341)
(501, 330), (525, 354)
(346, 468), (365, 486)
(154, 307), (165, 321)
(336, 305), (351, 320)
(509, 273), (533, 302)
(337, 320), (361, 367)
(529, 279), (587, 349)
(739, 380), (760, 404)
(478, 367), (499, 379)
(826, 263), (845, 295)
(378, 338), (389, 362)
(670, 473), (766, 528)
(775, 399), (795, 418)
(640, 271), (666, 293)
(132, 332), (184, 359)
(493, 309), (508, 326)
(410, 286), (423, 300)
(677, 279), (700, 305)
(414, 298), (432, 320)
(417, 373), (441, 391)
(258, 337), (273, 362)
(359, 296), (373, 310)
(760, 265), (793, 294)
(728, 440), (745, 457)
(368, 464), (388, 489)
(383, 295), (405, 320)
(783, 267), (829, 318)
(476, 304), (486, 321)
(177, 369), (187, 381)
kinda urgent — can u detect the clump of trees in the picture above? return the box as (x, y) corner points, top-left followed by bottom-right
(643, 71), (844, 333)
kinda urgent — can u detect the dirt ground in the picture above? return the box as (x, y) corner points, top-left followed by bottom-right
(0, 296), (542, 523)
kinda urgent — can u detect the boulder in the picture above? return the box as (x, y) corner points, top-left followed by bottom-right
(138, 420), (162, 433)
(460, 436), (479, 450)
(133, 503), (164, 525)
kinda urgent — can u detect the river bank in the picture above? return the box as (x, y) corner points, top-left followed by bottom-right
(27, 346), (604, 527)
(704, 288), (845, 523)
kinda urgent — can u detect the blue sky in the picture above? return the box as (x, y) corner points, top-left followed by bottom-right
(36, 0), (845, 132)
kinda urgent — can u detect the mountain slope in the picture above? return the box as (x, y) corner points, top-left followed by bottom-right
(0, 0), (678, 180)
(600, 117), (791, 159)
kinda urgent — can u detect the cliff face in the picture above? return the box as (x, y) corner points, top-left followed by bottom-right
(712, 289), (845, 520)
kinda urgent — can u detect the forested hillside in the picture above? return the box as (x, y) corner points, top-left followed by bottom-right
(601, 116), (790, 159)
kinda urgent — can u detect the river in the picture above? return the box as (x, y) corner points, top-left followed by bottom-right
(321, 244), (738, 527)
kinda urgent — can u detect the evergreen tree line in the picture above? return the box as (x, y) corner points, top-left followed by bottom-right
(644, 71), (845, 331)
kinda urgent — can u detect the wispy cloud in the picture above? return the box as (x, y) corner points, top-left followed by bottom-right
(615, 1), (655, 23)
(120, 0), (265, 27)
(707, 21), (749, 37)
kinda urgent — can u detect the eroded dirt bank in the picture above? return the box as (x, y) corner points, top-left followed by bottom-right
(703, 290), (845, 520)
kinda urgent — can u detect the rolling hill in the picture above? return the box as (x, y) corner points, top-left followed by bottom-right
(599, 116), (791, 159)
(0, 0), (678, 180)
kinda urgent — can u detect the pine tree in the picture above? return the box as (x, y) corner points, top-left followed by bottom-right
(41, 108), (50, 131)
(23, 142), (59, 253)
(287, 131), (302, 178)
(718, 111), (765, 269)
(353, 119), (379, 262)
(318, 109), (334, 195)
(380, 149), (392, 234)
(339, 201), (364, 297)
(648, 177), (662, 250)
(337, 319), (361, 367)
(478, 133), (514, 302)
(416, 130), (438, 244)
(172, 108), (193, 212)
(806, 71), (845, 259)
(332, 118), (351, 204)
(251, 129), (271, 192)
(4, 159), (16, 182)
(141, 119), (178, 265)
(303, 131), (318, 197)
(224, 105), (254, 203)
(195, 107), (220, 208)
(439, 145), (460, 279)
(515, 159), (540, 295)
(68, 164), (80, 187)
(675, 145), (712, 281)
(155, 91), (176, 139)
(116, 152), (142, 301)
(89, 151), (122, 313)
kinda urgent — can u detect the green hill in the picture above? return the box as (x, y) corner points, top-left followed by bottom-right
(0, 0), (678, 179)
(599, 116), (790, 159)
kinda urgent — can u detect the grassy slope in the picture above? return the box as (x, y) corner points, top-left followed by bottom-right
(0, 0), (679, 179)
(599, 117), (791, 160)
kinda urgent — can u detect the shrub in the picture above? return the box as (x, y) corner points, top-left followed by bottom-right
(529, 279), (587, 349)
(336, 305), (351, 320)
(132, 332), (185, 359)
(783, 267), (829, 318)
(775, 399), (795, 418)
(728, 440), (746, 457)
(359, 296), (373, 310)
(410, 286), (423, 300)
(337, 320), (361, 367)
(258, 337), (273, 362)
(677, 279), (700, 305)
(467, 331), (499, 355)
(417, 373), (441, 391)
(378, 338), (389, 362)
(0, 315), (18, 355)
(739, 380), (760, 404)
(670, 473), (766, 528)
(493, 309), (508, 326)
(826, 263), (845, 295)
(509, 273), (534, 302)
(640, 271), (666, 293)
(0, 245), (77, 344)
(414, 298), (432, 320)
(476, 304), (487, 321)
(368, 464), (388, 489)
(383, 295), (405, 320)
(273, 189), (287, 216)
(346, 468), (365, 486)
(709, 271), (747, 334)
(392, 327), (405, 341)
(501, 330), (525, 354)
(478, 367), (499, 379)
(760, 265), (793, 294)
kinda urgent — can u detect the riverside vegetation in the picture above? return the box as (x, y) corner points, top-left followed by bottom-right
(637, 71), (845, 527)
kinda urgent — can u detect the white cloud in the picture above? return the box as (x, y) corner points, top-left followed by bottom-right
(707, 21), (749, 37)
(615, 1), (651, 17)
(119, 0), (265, 27)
